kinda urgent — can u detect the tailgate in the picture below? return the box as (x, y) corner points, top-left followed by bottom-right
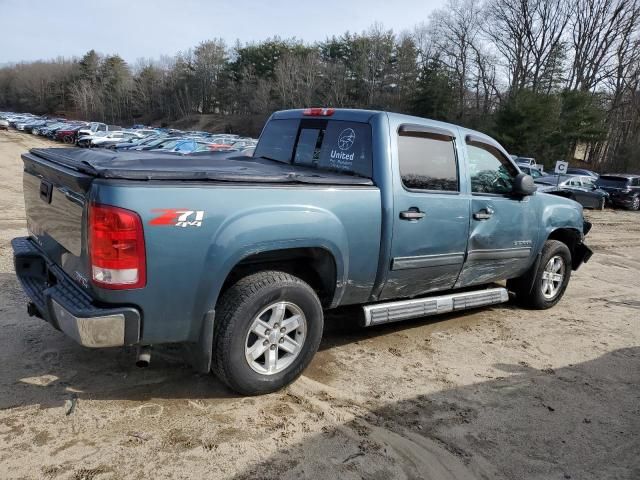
(22, 151), (93, 285)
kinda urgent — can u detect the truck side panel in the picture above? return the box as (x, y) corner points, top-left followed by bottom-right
(89, 182), (382, 343)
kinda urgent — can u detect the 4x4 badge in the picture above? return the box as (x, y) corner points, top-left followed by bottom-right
(150, 209), (205, 228)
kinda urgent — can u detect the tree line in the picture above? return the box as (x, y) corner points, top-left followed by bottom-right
(1, 0), (639, 172)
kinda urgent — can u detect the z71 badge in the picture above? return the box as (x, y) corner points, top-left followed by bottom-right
(150, 209), (205, 228)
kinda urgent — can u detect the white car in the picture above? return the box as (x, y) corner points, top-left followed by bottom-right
(77, 122), (108, 139)
(90, 131), (144, 148)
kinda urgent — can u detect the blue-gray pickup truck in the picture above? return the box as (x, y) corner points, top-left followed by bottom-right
(12, 108), (592, 395)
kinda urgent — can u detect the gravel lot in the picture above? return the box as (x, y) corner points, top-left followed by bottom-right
(0, 129), (638, 480)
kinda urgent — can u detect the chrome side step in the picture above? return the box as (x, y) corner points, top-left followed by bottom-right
(362, 287), (509, 327)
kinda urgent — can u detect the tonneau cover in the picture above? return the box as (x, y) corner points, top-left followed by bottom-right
(27, 148), (374, 185)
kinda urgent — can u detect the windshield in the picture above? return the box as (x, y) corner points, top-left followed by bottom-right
(596, 176), (629, 188)
(254, 118), (373, 178)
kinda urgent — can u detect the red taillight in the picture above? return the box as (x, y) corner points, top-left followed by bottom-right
(303, 107), (335, 116)
(89, 204), (146, 289)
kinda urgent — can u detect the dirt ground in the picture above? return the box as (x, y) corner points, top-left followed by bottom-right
(0, 129), (638, 480)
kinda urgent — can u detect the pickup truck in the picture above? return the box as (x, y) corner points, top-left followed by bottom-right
(12, 108), (592, 395)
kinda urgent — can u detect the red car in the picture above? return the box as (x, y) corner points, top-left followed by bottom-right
(55, 125), (85, 143)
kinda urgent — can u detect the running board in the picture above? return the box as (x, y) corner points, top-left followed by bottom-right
(362, 287), (509, 327)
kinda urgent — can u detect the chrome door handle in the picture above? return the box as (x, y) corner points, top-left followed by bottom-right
(400, 208), (426, 221)
(473, 207), (494, 220)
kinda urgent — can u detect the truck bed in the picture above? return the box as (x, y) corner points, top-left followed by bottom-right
(27, 148), (375, 185)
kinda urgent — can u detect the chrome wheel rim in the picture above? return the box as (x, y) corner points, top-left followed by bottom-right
(633, 197), (639, 210)
(245, 301), (307, 375)
(541, 255), (565, 300)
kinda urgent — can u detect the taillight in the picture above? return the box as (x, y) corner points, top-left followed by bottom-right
(303, 107), (335, 116)
(89, 204), (146, 289)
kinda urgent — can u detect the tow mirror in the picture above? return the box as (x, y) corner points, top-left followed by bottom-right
(513, 173), (537, 196)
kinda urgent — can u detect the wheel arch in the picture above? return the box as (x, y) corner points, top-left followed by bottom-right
(218, 247), (339, 309)
(546, 227), (582, 270)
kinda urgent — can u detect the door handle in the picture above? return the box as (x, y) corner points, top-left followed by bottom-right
(473, 207), (494, 220)
(400, 208), (426, 221)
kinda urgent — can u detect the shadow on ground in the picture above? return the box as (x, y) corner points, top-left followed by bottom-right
(230, 347), (640, 480)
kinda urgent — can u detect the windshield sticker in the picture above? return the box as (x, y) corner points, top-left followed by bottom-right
(150, 209), (204, 228)
(330, 128), (356, 170)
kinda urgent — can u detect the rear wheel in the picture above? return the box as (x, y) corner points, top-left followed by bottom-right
(212, 271), (323, 395)
(630, 195), (640, 211)
(509, 240), (572, 309)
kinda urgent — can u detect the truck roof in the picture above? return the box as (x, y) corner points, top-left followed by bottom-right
(272, 108), (504, 151)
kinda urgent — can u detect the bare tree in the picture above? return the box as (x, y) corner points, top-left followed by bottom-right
(568, 0), (640, 92)
(484, 0), (572, 92)
(429, 0), (484, 119)
(274, 52), (320, 108)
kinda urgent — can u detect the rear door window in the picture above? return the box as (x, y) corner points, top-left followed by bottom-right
(255, 119), (373, 178)
(397, 133), (458, 191)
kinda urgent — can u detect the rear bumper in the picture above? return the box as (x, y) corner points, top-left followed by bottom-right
(12, 237), (141, 348)
(609, 194), (636, 207)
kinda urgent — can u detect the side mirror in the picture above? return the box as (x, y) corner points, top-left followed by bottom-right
(513, 173), (537, 196)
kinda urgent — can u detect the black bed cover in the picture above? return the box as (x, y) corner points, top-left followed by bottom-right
(27, 148), (374, 186)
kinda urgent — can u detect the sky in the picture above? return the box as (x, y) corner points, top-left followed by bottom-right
(0, 0), (446, 65)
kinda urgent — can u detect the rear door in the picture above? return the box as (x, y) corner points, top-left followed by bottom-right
(456, 136), (537, 287)
(380, 124), (470, 300)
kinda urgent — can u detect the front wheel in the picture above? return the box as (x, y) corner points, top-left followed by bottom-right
(508, 240), (572, 309)
(212, 271), (324, 395)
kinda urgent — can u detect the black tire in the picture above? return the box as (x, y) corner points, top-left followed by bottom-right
(630, 195), (640, 211)
(508, 240), (572, 309)
(212, 271), (323, 395)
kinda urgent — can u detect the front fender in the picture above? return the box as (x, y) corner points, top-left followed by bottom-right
(538, 193), (585, 241)
(191, 205), (349, 336)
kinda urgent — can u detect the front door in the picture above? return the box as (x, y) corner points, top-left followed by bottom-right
(380, 125), (470, 300)
(456, 136), (537, 287)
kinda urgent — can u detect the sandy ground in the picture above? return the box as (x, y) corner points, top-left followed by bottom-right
(0, 129), (638, 480)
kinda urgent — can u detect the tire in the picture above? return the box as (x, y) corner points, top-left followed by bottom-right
(509, 240), (572, 309)
(598, 197), (605, 210)
(212, 271), (324, 395)
(630, 195), (640, 211)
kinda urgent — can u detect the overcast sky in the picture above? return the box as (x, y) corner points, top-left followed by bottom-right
(0, 0), (446, 65)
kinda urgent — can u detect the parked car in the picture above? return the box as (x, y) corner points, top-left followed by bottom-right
(77, 122), (108, 140)
(89, 131), (135, 148)
(518, 165), (544, 179)
(0, 118), (8, 130)
(77, 131), (109, 148)
(535, 175), (608, 209)
(100, 132), (148, 149)
(112, 135), (166, 150)
(566, 168), (599, 179)
(595, 174), (640, 210)
(12, 108), (592, 395)
(55, 124), (86, 143)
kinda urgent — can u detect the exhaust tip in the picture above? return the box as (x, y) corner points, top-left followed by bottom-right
(136, 346), (151, 368)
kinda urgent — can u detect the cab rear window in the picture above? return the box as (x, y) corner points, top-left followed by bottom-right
(255, 119), (373, 178)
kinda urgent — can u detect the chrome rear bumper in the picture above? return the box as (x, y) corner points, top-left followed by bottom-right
(12, 237), (140, 348)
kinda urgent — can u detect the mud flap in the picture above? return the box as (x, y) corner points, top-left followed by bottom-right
(185, 310), (214, 373)
(572, 243), (593, 270)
